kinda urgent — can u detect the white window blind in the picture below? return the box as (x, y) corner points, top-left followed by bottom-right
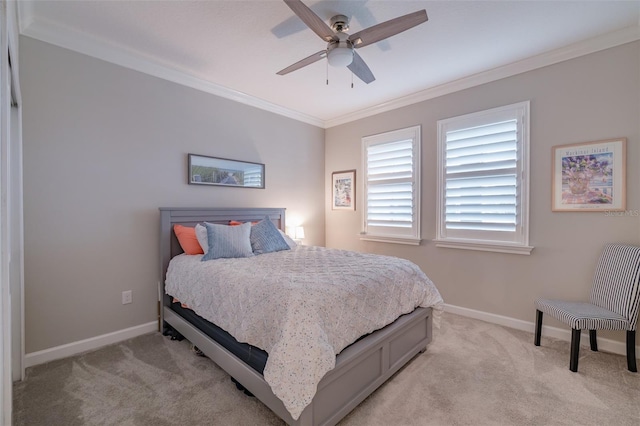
(436, 102), (532, 254)
(362, 126), (421, 245)
(445, 120), (518, 232)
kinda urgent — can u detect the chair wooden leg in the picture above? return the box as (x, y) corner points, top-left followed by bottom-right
(589, 330), (598, 351)
(570, 329), (581, 372)
(627, 330), (637, 373)
(534, 310), (543, 346)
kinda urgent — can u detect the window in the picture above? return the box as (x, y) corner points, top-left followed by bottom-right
(436, 101), (532, 254)
(361, 126), (421, 245)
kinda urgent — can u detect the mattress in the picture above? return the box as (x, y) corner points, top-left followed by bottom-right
(169, 300), (267, 373)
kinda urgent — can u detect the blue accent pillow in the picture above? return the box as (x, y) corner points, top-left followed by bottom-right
(201, 222), (253, 261)
(250, 217), (290, 255)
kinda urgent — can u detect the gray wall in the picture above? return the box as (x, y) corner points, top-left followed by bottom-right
(326, 41), (640, 344)
(19, 35), (640, 354)
(20, 36), (325, 353)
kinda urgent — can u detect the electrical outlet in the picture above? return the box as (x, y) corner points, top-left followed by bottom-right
(122, 290), (132, 305)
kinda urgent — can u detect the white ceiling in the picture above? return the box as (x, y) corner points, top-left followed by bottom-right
(17, 1), (640, 128)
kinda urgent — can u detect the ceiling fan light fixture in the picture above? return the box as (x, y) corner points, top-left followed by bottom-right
(327, 46), (353, 67)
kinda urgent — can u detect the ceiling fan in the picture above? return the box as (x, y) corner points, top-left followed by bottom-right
(277, 0), (428, 84)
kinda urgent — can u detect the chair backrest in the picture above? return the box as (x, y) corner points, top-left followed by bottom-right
(590, 243), (640, 328)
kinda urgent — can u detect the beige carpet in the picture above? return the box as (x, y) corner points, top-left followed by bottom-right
(14, 313), (640, 425)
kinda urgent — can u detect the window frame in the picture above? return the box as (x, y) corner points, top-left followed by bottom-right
(435, 101), (533, 255)
(361, 125), (422, 245)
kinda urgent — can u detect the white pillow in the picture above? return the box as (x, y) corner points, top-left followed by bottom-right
(279, 229), (298, 249)
(195, 223), (208, 254)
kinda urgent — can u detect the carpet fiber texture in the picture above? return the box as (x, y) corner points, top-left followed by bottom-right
(14, 313), (640, 425)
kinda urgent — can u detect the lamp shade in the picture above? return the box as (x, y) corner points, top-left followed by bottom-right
(327, 46), (353, 67)
(294, 226), (305, 240)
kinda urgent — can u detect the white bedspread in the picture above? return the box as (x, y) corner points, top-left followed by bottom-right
(165, 245), (443, 420)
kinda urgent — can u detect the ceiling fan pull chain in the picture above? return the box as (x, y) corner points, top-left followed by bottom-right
(351, 71), (354, 89)
(326, 57), (329, 85)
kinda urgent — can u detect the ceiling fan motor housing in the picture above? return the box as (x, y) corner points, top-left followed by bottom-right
(330, 14), (349, 32)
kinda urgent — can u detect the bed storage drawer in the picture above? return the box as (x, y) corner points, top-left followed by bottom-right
(301, 306), (432, 426)
(389, 310), (432, 369)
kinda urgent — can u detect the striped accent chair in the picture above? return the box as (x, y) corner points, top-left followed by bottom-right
(534, 243), (640, 373)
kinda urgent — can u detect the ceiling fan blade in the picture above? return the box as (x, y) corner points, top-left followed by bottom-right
(348, 10), (428, 49)
(277, 50), (327, 75)
(283, 0), (336, 42)
(347, 51), (375, 84)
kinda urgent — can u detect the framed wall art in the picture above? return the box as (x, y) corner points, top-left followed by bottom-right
(188, 153), (265, 188)
(332, 170), (356, 211)
(551, 138), (626, 212)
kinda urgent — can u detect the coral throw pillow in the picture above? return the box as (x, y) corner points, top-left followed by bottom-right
(229, 220), (259, 226)
(173, 224), (204, 255)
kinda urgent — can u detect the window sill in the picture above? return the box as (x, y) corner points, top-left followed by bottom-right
(360, 235), (421, 246)
(434, 239), (534, 255)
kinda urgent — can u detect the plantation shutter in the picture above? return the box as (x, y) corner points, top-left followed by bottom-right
(444, 120), (518, 232)
(436, 101), (531, 253)
(362, 126), (421, 244)
(367, 139), (414, 227)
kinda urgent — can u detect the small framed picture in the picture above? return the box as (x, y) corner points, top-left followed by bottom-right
(332, 170), (356, 211)
(551, 138), (626, 212)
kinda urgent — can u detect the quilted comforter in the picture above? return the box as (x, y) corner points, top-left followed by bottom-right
(165, 245), (443, 420)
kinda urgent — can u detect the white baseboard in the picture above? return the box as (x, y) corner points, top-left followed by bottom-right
(444, 304), (639, 358)
(24, 321), (158, 368)
(23, 305), (637, 369)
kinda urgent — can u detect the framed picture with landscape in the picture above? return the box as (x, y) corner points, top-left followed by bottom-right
(551, 138), (626, 212)
(332, 170), (356, 210)
(188, 153), (265, 188)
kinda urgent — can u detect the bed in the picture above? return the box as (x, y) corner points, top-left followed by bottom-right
(159, 207), (443, 426)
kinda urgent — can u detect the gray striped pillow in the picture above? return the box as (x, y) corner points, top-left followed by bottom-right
(250, 217), (290, 255)
(201, 222), (253, 261)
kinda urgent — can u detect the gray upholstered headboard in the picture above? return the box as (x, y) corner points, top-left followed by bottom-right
(158, 207), (286, 306)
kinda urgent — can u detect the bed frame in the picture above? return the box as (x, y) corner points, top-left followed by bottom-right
(159, 207), (433, 426)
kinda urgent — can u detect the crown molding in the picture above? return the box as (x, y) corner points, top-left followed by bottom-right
(18, 11), (640, 130)
(16, 0), (34, 34)
(324, 25), (640, 128)
(19, 17), (326, 128)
